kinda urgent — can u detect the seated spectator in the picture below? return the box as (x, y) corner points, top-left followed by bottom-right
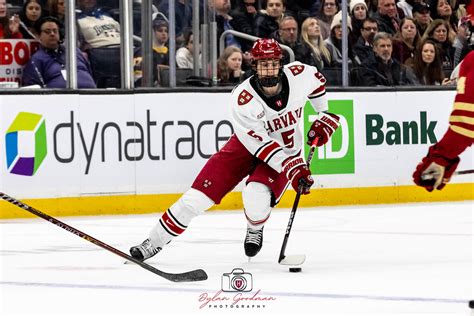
(158, 0), (192, 45)
(405, 38), (450, 85)
(428, 0), (458, 42)
(134, 18), (170, 86)
(0, 0), (22, 38)
(19, 0), (43, 39)
(422, 18), (455, 71)
(349, 0), (368, 44)
(412, 2), (432, 36)
(353, 17), (378, 65)
(285, 0), (313, 26)
(229, 0), (257, 52)
(217, 45), (244, 85)
(22, 16), (96, 88)
(373, 0), (400, 35)
(176, 28), (197, 69)
(358, 32), (418, 86)
(296, 17), (333, 69)
(453, 15), (474, 66)
(392, 18), (421, 64)
(253, 0), (285, 38)
(272, 15), (300, 64)
(45, 0), (64, 21)
(315, 0), (340, 40)
(209, 0), (240, 49)
(324, 11), (353, 66)
(77, 0), (121, 88)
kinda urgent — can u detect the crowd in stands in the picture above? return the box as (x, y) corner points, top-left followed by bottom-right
(0, 0), (473, 88)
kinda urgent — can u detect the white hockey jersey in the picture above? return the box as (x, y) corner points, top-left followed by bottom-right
(231, 61), (328, 173)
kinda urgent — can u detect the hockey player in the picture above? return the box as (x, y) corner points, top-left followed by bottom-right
(130, 38), (340, 261)
(413, 49), (474, 191)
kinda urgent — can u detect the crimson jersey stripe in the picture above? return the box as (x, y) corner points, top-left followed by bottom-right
(256, 142), (280, 162)
(309, 85), (326, 98)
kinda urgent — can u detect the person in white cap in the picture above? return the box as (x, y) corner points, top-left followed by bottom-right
(349, 0), (369, 41)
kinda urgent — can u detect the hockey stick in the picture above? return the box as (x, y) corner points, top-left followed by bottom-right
(0, 192), (207, 282)
(278, 137), (319, 266)
(455, 169), (474, 175)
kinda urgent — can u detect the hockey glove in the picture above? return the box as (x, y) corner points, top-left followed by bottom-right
(412, 144), (460, 192)
(283, 157), (314, 194)
(307, 112), (340, 147)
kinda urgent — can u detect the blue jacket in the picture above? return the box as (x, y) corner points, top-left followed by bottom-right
(22, 45), (96, 88)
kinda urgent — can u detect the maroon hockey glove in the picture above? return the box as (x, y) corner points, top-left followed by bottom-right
(307, 112), (340, 147)
(413, 145), (460, 192)
(283, 157), (314, 194)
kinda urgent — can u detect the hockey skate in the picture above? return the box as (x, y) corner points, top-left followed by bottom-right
(130, 238), (162, 261)
(244, 226), (264, 257)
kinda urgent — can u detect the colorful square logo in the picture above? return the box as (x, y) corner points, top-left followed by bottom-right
(304, 100), (355, 174)
(5, 112), (47, 176)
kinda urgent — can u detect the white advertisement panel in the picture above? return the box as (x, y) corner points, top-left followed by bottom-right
(0, 90), (471, 199)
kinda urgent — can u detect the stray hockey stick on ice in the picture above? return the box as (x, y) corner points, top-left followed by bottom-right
(278, 137), (319, 266)
(455, 169), (474, 175)
(0, 192), (207, 282)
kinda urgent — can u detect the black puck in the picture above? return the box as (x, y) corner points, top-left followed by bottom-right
(289, 267), (302, 273)
(469, 300), (474, 309)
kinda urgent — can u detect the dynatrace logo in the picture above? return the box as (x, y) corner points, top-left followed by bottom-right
(5, 112), (47, 176)
(304, 100), (355, 174)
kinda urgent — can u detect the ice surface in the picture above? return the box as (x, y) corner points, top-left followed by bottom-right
(1, 201), (473, 316)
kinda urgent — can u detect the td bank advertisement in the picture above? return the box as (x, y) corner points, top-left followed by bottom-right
(0, 90), (471, 199)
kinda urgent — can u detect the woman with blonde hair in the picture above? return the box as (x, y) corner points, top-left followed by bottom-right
(296, 17), (332, 69)
(217, 45), (244, 85)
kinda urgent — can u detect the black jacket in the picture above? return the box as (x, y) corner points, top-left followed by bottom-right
(358, 55), (418, 86)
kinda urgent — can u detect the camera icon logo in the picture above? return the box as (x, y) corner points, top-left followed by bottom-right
(221, 268), (253, 292)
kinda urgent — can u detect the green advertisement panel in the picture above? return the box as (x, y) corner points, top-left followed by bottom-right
(304, 100), (355, 175)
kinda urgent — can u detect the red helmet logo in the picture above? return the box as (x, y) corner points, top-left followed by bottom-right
(250, 38), (283, 60)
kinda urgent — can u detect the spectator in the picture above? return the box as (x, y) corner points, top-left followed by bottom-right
(412, 2), (432, 35)
(316, 0), (340, 40)
(324, 11), (353, 66)
(272, 15), (300, 64)
(19, 0), (43, 39)
(406, 38), (450, 84)
(353, 17), (378, 65)
(77, 0), (121, 88)
(209, 0), (241, 49)
(428, 0), (458, 41)
(134, 18), (170, 86)
(453, 15), (474, 66)
(373, 0), (401, 35)
(285, 0), (313, 26)
(254, 0), (285, 38)
(217, 45), (244, 85)
(358, 32), (418, 86)
(46, 0), (64, 21)
(296, 17), (333, 69)
(349, 0), (368, 43)
(392, 18), (421, 64)
(423, 19), (455, 71)
(158, 0), (192, 44)
(0, 0), (22, 39)
(229, 0), (257, 52)
(22, 16), (96, 88)
(176, 28), (196, 69)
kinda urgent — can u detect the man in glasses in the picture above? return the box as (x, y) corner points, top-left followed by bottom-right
(22, 16), (96, 88)
(353, 17), (379, 65)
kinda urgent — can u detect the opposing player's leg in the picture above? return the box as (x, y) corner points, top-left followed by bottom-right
(243, 162), (290, 258)
(130, 135), (255, 261)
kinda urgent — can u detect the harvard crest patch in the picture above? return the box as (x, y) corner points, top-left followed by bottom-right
(238, 89), (253, 105)
(289, 64), (305, 76)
